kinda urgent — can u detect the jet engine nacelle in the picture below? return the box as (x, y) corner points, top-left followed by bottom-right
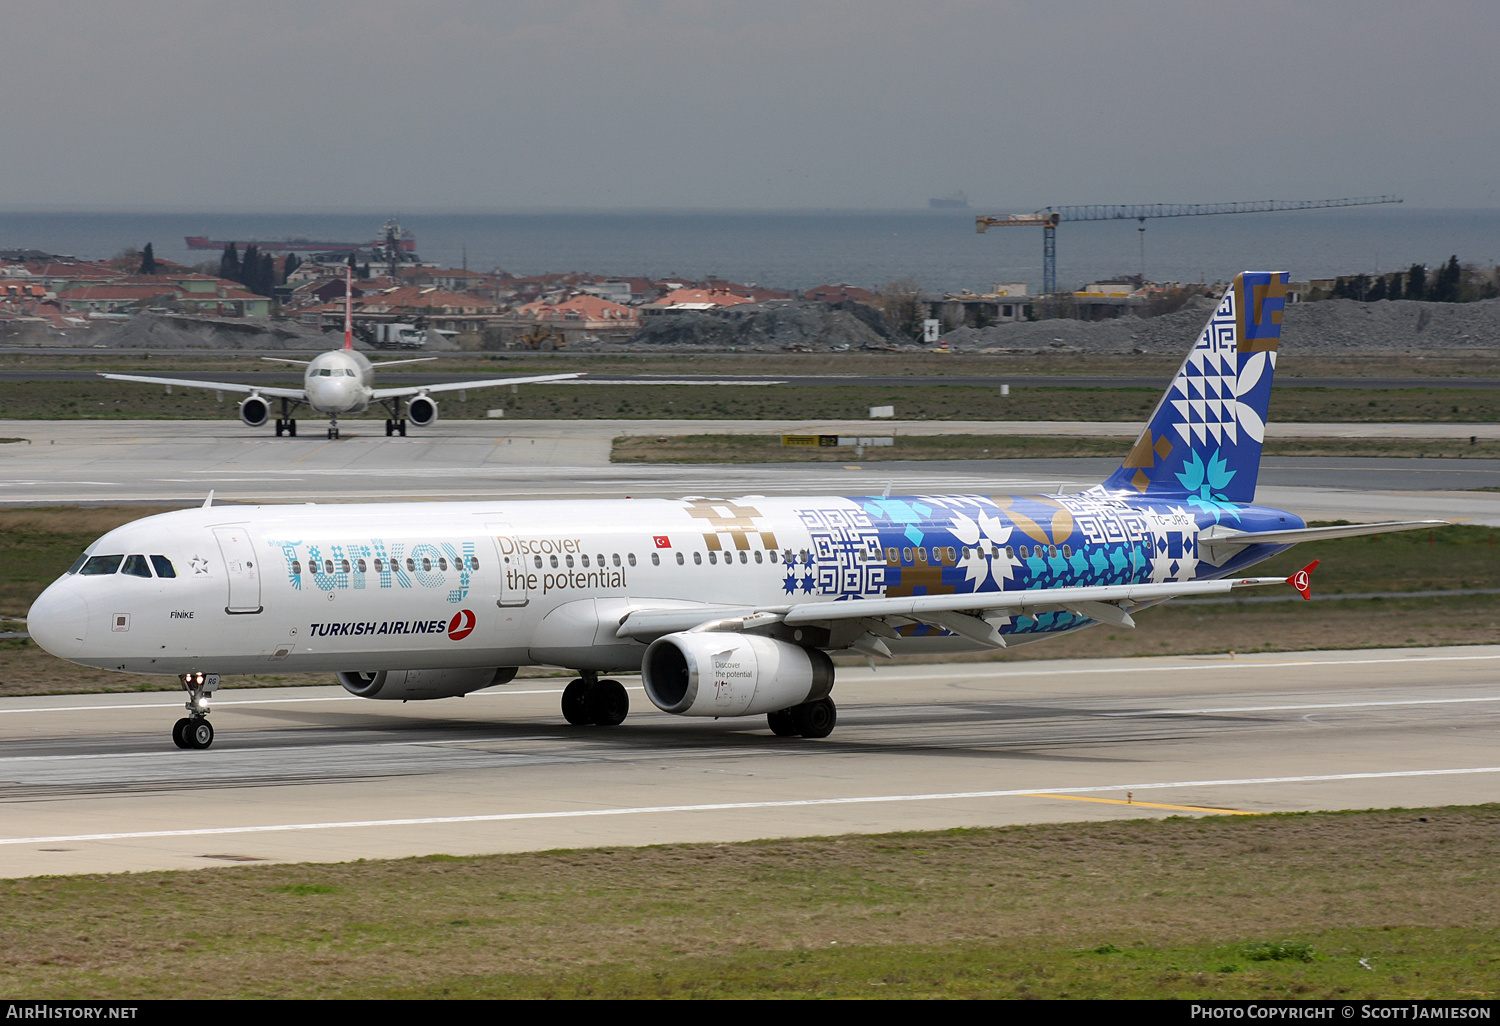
(641, 633), (833, 717)
(337, 666), (517, 700)
(407, 395), (438, 427)
(239, 395), (270, 428)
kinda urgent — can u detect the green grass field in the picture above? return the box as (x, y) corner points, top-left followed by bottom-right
(2, 806), (1495, 998)
(612, 433), (1500, 463)
(3, 379), (1499, 422)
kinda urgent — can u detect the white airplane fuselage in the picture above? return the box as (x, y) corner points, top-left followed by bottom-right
(27, 493), (1302, 679)
(302, 349), (375, 416)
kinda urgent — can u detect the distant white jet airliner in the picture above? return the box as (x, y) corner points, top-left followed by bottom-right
(101, 268), (579, 438)
(37, 272), (1444, 750)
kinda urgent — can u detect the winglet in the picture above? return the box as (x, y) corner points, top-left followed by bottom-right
(1286, 560), (1320, 600)
(202, 490), (214, 509)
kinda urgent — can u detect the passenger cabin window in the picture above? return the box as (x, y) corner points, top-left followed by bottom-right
(651, 552), (660, 566)
(292, 560), (303, 575)
(708, 551), (717, 565)
(533, 555), (542, 569)
(357, 559), (367, 573)
(121, 554), (152, 578)
(769, 550), (778, 563)
(341, 559), (351, 574)
(754, 550), (763, 564)
(469, 557), (479, 570)
(627, 553), (636, 566)
(676, 552), (685, 565)
(80, 555), (123, 576)
(693, 552), (702, 565)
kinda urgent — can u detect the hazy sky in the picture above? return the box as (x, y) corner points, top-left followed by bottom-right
(3, 1), (1496, 211)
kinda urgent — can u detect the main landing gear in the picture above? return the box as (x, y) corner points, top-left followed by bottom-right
(384, 418), (407, 437)
(274, 418), (298, 437)
(172, 671), (219, 750)
(767, 697), (837, 739)
(561, 672), (629, 727)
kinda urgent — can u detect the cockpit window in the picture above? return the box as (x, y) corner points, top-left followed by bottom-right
(318, 368), (332, 376)
(66, 553), (88, 575)
(150, 555), (177, 579)
(79, 554), (123, 576)
(121, 555), (152, 578)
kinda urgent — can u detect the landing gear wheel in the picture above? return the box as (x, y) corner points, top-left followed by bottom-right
(561, 679), (590, 725)
(385, 419), (394, 437)
(767, 709), (798, 736)
(185, 718), (214, 750)
(397, 420), (407, 437)
(791, 697), (836, 739)
(172, 717), (192, 749)
(288, 420), (297, 437)
(275, 419), (285, 437)
(585, 679), (629, 726)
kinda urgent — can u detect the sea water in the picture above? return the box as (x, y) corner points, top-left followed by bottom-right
(1, 207), (1495, 295)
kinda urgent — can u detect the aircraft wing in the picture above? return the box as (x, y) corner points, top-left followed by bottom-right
(98, 373), (306, 401)
(614, 571), (1309, 649)
(369, 372), (583, 399)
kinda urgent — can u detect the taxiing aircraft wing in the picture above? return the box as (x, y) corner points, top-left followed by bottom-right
(615, 569), (1319, 652)
(98, 373), (305, 400)
(369, 372), (583, 399)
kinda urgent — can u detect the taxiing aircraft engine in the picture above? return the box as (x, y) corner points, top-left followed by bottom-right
(337, 666), (517, 701)
(239, 395), (270, 428)
(407, 395), (438, 427)
(641, 633), (833, 717)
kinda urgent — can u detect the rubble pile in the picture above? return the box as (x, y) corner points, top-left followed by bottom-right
(91, 314), (349, 350)
(626, 302), (891, 351)
(941, 297), (1500, 355)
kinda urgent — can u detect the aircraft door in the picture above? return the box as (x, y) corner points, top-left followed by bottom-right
(211, 525), (263, 614)
(488, 523), (530, 607)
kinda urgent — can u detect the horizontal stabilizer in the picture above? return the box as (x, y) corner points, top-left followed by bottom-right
(1199, 520), (1446, 564)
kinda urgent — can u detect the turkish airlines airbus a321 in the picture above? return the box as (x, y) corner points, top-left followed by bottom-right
(100, 268), (580, 439)
(33, 272), (1443, 749)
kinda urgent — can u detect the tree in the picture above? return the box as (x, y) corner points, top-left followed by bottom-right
(1406, 263), (1427, 301)
(1387, 271), (1403, 302)
(219, 243), (240, 283)
(1429, 255), (1462, 303)
(281, 253), (300, 281)
(1365, 273), (1386, 302)
(138, 243), (157, 276)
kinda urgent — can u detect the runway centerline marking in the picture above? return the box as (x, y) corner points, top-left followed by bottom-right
(2, 766), (1495, 847)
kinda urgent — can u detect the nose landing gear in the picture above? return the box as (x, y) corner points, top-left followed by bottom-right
(327, 416), (341, 440)
(173, 672), (219, 749)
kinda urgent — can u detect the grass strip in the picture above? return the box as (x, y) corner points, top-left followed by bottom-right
(4, 381), (1500, 422)
(612, 433), (1500, 463)
(1, 806), (1496, 998)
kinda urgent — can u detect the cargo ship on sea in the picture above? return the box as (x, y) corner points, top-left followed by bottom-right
(184, 224), (416, 253)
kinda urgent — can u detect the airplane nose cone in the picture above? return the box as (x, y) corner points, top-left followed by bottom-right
(27, 585), (89, 658)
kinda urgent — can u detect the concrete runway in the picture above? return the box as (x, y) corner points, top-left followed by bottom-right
(2, 419), (1497, 524)
(1, 645), (1496, 878)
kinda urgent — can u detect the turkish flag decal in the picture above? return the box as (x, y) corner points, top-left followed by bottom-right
(654, 536), (671, 548)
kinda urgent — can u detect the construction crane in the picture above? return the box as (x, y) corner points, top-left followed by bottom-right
(975, 196), (1403, 295)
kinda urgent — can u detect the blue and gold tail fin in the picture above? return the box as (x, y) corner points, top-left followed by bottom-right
(1099, 272), (1287, 508)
